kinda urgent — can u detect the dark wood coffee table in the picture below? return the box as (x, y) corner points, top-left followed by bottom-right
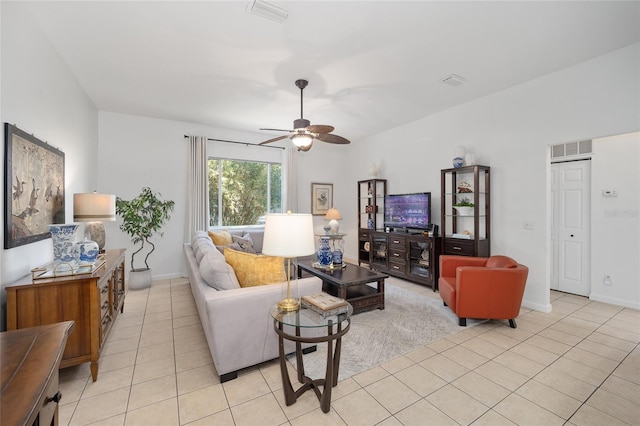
(297, 259), (388, 314)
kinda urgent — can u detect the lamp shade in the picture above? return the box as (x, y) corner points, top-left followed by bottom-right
(262, 212), (316, 257)
(73, 193), (116, 222)
(324, 208), (342, 220)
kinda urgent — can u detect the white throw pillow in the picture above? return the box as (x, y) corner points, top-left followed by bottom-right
(199, 245), (240, 290)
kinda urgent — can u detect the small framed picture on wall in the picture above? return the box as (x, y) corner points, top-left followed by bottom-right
(311, 182), (332, 215)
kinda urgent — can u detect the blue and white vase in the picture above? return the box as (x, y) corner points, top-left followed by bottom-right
(48, 224), (79, 264)
(453, 157), (464, 168)
(367, 218), (375, 229)
(76, 238), (99, 264)
(317, 237), (333, 266)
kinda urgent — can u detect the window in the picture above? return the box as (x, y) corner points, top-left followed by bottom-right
(208, 158), (282, 226)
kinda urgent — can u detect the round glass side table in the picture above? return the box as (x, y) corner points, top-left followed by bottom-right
(270, 303), (352, 413)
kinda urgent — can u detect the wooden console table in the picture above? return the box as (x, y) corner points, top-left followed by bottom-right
(5, 249), (126, 382)
(1, 321), (75, 426)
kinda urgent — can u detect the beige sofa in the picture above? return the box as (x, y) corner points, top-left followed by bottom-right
(183, 230), (322, 382)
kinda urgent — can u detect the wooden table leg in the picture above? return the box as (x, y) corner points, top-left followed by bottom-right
(295, 315), (305, 384)
(320, 320), (334, 413)
(277, 322), (297, 406)
(332, 321), (343, 387)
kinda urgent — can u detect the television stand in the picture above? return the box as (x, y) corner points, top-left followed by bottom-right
(359, 230), (441, 291)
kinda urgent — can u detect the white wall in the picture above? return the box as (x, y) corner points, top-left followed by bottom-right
(0, 2), (98, 329)
(97, 111), (345, 278)
(590, 132), (640, 308)
(340, 44), (640, 312)
(3, 0), (637, 321)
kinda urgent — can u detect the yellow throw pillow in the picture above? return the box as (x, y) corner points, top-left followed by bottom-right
(224, 248), (285, 288)
(208, 230), (233, 246)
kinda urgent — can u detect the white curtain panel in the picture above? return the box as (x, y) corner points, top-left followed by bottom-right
(186, 135), (209, 241)
(284, 146), (298, 213)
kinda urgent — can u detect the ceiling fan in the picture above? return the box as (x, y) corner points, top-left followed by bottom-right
(259, 79), (350, 152)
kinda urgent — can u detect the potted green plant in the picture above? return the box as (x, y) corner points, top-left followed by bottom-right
(116, 187), (175, 289)
(453, 197), (475, 216)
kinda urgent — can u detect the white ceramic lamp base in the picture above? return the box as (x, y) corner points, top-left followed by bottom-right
(85, 221), (106, 252)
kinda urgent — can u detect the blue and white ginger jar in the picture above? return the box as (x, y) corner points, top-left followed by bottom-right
(48, 224), (79, 263)
(76, 238), (99, 264)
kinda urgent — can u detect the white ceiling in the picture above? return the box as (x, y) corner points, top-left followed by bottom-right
(23, 1), (640, 144)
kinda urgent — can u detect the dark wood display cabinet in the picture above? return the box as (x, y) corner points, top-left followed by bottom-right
(364, 231), (440, 290)
(441, 165), (490, 257)
(358, 179), (387, 231)
(358, 179), (386, 267)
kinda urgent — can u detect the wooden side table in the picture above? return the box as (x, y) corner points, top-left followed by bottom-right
(1, 321), (75, 426)
(270, 303), (352, 413)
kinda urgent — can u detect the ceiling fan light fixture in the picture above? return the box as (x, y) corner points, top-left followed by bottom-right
(246, 0), (288, 24)
(291, 134), (313, 151)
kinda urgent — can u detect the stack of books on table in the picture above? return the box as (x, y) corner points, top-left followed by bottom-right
(301, 292), (349, 317)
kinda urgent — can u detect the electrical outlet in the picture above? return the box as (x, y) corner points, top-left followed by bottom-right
(603, 275), (612, 286)
(523, 221), (535, 230)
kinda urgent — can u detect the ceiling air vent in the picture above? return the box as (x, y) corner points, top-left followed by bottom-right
(441, 74), (466, 87)
(246, 0), (288, 23)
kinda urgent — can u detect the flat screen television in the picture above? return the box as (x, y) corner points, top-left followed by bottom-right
(384, 192), (431, 231)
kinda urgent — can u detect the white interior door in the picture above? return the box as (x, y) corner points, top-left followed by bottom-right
(551, 160), (591, 296)
(550, 167), (559, 290)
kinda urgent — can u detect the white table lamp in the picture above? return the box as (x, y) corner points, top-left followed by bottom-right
(325, 208), (342, 234)
(262, 212), (316, 311)
(73, 192), (116, 252)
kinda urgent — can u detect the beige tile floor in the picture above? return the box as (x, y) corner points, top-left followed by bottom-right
(58, 277), (640, 425)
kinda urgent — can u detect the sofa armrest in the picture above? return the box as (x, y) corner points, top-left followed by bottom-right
(439, 255), (488, 278)
(203, 277), (322, 375)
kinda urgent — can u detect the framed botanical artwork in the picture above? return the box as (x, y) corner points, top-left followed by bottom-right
(311, 182), (332, 215)
(4, 123), (65, 249)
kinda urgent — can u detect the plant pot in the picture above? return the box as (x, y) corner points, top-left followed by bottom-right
(453, 206), (474, 216)
(129, 268), (152, 290)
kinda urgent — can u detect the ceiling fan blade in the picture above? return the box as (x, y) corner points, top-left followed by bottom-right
(259, 135), (290, 145)
(260, 128), (293, 132)
(307, 124), (334, 134)
(316, 133), (350, 145)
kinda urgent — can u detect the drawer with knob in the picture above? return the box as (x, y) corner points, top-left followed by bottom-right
(443, 238), (474, 256)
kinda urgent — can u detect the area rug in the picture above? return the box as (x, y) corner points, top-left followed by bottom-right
(287, 280), (482, 381)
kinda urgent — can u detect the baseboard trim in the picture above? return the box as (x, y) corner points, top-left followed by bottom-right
(589, 293), (640, 310)
(522, 299), (552, 313)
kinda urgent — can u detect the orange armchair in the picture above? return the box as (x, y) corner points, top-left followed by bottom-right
(438, 255), (528, 328)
